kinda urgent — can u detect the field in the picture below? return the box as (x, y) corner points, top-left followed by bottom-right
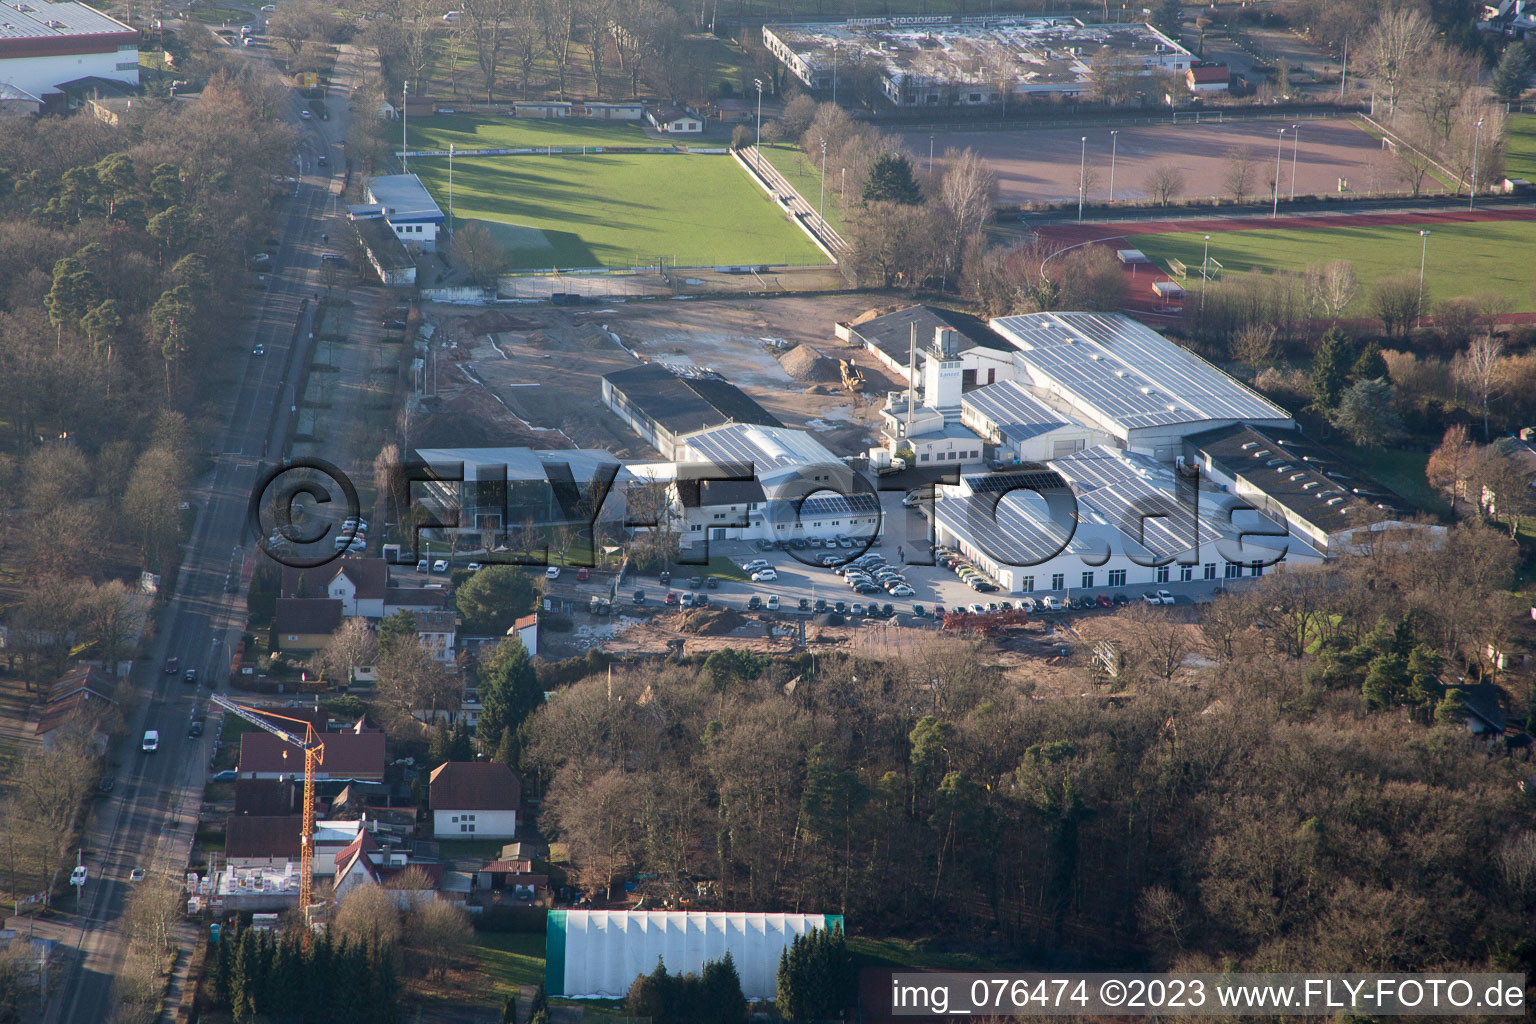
(1124, 218), (1536, 313)
(407, 114), (651, 152)
(907, 117), (1409, 205)
(411, 152), (827, 270)
(1507, 115), (1536, 183)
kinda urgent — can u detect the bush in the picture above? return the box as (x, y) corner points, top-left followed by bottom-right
(730, 124), (752, 150)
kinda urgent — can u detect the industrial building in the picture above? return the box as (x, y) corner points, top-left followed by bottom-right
(0, 0), (138, 105)
(411, 446), (635, 539)
(356, 174), (445, 251)
(837, 305), (1015, 387)
(877, 326), (986, 467)
(989, 312), (1293, 462)
(601, 362), (784, 459)
(961, 379), (1114, 463)
(763, 16), (1192, 106)
(545, 911), (843, 1000)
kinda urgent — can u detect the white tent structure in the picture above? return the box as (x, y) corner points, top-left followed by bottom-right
(546, 910), (842, 999)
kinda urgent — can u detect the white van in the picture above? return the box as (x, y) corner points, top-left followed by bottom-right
(142, 730), (160, 753)
(441, 10), (461, 20)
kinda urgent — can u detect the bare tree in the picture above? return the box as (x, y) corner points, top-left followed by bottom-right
(1221, 147), (1254, 203)
(407, 900), (473, 980)
(333, 883), (403, 951)
(450, 222), (508, 287)
(1361, 8), (1434, 119)
(312, 617), (379, 686)
(1144, 163), (1185, 207)
(375, 637), (459, 728)
(1454, 335), (1504, 441)
(1465, 443), (1535, 537)
(1305, 259), (1359, 322)
(460, 0), (515, 102)
(123, 873), (185, 974)
(936, 148), (999, 285)
(1120, 601), (1190, 683)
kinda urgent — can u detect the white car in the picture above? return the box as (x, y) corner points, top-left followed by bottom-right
(1156, 589), (1176, 605)
(300, 109), (312, 119)
(888, 584), (915, 597)
(750, 569), (778, 582)
(71, 865), (88, 886)
(466, 562), (483, 572)
(741, 559), (770, 573)
(968, 603), (987, 615)
(766, 595), (780, 610)
(128, 868), (146, 883)
(431, 559), (449, 573)
(142, 730), (159, 753)
(546, 566), (561, 580)
(1040, 596), (1062, 611)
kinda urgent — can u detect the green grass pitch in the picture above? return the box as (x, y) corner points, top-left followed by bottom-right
(1506, 115), (1536, 184)
(408, 114), (652, 152)
(1125, 220), (1536, 314)
(412, 151), (827, 270)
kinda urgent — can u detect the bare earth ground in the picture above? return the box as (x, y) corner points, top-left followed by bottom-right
(904, 117), (1410, 205)
(420, 295), (908, 456)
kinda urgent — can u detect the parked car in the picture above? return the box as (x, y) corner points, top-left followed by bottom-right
(1112, 594), (1131, 606)
(546, 566), (561, 580)
(664, 592), (678, 605)
(417, 559), (429, 572)
(888, 584), (915, 597)
(688, 576), (704, 588)
(833, 600), (846, 613)
(1021, 597), (1038, 612)
(659, 571), (671, 585)
(680, 593), (695, 609)
(881, 603), (894, 617)
(1142, 592), (1162, 606)
(183, 668), (197, 685)
(1156, 589), (1176, 605)
(850, 602), (864, 616)
(466, 562), (483, 572)
(747, 595), (762, 610)
(933, 604), (946, 618)
(741, 559), (770, 573)
(798, 597), (810, 611)
(695, 594), (709, 607)
(789, 537), (807, 550)
(1096, 594), (1114, 608)
(913, 604), (927, 617)
(432, 559), (449, 573)
(97, 776), (115, 794)
(807, 537), (823, 548)
(814, 598), (828, 612)
(968, 603), (987, 615)
(766, 596), (780, 610)
(633, 590), (645, 604)
(1040, 596), (1061, 611)
(705, 576), (719, 589)
(751, 569), (778, 582)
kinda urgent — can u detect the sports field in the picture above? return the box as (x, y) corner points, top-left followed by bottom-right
(412, 152), (826, 270)
(407, 114), (652, 152)
(1507, 115), (1536, 183)
(1125, 218), (1536, 313)
(758, 143), (847, 235)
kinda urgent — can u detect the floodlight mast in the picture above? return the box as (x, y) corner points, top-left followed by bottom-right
(211, 696), (326, 911)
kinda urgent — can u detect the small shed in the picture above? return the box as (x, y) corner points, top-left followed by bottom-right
(1152, 280), (1185, 300)
(646, 106), (702, 134)
(1116, 249), (1151, 265)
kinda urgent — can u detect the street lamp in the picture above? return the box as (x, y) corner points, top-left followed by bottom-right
(401, 80), (408, 174)
(1417, 229), (1431, 328)
(1470, 118), (1484, 211)
(753, 78), (763, 169)
(448, 142), (454, 243)
(818, 138), (827, 236)
(1289, 124), (1299, 199)
(1108, 130), (1119, 203)
(1272, 127), (1286, 218)
(1077, 136), (1087, 223)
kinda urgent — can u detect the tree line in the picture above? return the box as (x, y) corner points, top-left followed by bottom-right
(513, 519), (1534, 977)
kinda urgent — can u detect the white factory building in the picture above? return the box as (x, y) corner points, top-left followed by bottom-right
(932, 446), (1321, 597)
(0, 0), (139, 103)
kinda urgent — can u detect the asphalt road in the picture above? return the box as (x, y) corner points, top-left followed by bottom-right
(42, 54), (355, 1024)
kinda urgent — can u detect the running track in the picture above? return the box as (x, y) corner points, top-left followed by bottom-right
(1034, 205), (1536, 247)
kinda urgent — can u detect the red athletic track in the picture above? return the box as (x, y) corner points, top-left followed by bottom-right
(1034, 205), (1536, 247)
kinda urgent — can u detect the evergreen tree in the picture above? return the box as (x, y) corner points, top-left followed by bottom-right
(530, 980), (549, 1017)
(1352, 341), (1388, 381)
(229, 927), (259, 1022)
(701, 952), (748, 1024)
(1492, 42), (1532, 103)
(1311, 329), (1350, 409)
(210, 924), (233, 1008)
(502, 994), (519, 1023)
(1362, 651), (1410, 710)
(449, 720), (475, 761)
(862, 153), (923, 205)
(1434, 687), (1471, 726)
(776, 925), (852, 1020)
(625, 958), (672, 1021)
(430, 724), (454, 766)
(494, 725), (517, 766)
(476, 639), (541, 752)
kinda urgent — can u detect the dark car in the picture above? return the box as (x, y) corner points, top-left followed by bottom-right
(798, 597), (810, 611)
(97, 776), (115, 795)
(705, 576), (719, 589)
(183, 668), (197, 685)
(833, 600), (846, 614)
(188, 720), (204, 738)
(659, 571), (671, 586)
(164, 656), (179, 675)
(814, 598), (827, 612)
(934, 604), (946, 618)
(1112, 593), (1130, 606)
(633, 590), (645, 604)
(747, 595), (762, 610)
(317, 154), (328, 167)
(789, 537), (807, 550)
(881, 603), (894, 617)
(688, 576), (704, 589)
(381, 318), (407, 330)
(695, 593), (710, 607)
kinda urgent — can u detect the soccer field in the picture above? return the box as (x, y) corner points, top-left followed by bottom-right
(407, 113), (652, 152)
(1507, 115), (1536, 183)
(412, 152), (826, 270)
(1125, 219), (1536, 313)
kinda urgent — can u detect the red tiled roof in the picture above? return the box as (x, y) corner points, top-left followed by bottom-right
(429, 761), (521, 812)
(1188, 64), (1229, 83)
(380, 862), (444, 888)
(35, 691), (113, 735)
(239, 730), (386, 779)
(512, 614), (538, 631)
(282, 559), (389, 602)
(234, 779), (298, 816)
(274, 598), (343, 636)
(481, 859), (534, 873)
(226, 815), (303, 859)
(46, 665), (117, 705)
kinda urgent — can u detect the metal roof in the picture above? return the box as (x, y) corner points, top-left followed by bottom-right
(604, 363), (783, 438)
(962, 380), (1073, 442)
(989, 312), (1292, 432)
(364, 174), (443, 223)
(0, 1), (134, 40)
(683, 423), (840, 472)
(849, 305), (1007, 370)
(937, 488), (1149, 567)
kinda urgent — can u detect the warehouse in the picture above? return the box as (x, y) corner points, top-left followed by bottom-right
(838, 305), (1015, 386)
(545, 910), (842, 1000)
(411, 446), (635, 540)
(961, 379), (1114, 463)
(764, 16), (1191, 106)
(933, 446), (1319, 597)
(989, 312), (1293, 462)
(602, 363), (784, 460)
(0, 0), (138, 103)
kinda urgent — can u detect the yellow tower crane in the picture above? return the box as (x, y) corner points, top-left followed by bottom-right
(211, 695), (326, 911)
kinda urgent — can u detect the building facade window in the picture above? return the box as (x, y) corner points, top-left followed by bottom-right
(1180, 566), (1193, 582)
(1081, 571), (1094, 589)
(1224, 562), (1241, 578)
(1108, 569), (1126, 587)
(1250, 564), (1265, 577)
(1050, 573), (1064, 590)
(1156, 565), (1170, 583)
(1204, 562), (1217, 580)
(1020, 576), (1035, 592)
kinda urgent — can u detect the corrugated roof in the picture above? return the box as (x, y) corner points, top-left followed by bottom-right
(682, 423), (840, 472)
(962, 380), (1073, 442)
(849, 305), (1007, 369)
(990, 312), (1292, 432)
(0, 1), (135, 41)
(604, 363), (782, 438)
(364, 174), (443, 222)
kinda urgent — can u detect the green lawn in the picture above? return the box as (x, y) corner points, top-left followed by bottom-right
(412, 152), (826, 270)
(1332, 445), (1448, 517)
(408, 114), (652, 152)
(1126, 220), (1536, 313)
(1506, 115), (1536, 183)
(475, 931), (546, 1001)
(758, 143), (847, 236)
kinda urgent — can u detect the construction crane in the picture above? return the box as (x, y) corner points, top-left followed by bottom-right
(210, 695), (326, 910)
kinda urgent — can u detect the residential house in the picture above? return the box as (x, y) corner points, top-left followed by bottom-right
(474, 858), (548, 900)
(332, 830), (444, 906)
(416, 611), (458, 663)
(35, 665), (119, 753)
(225, 817), (366, 875)
(282, 560), (389, 618)
(385, 585), (449, 616)
(1186, 62), (1230, 92)
(646, 106), (702, 133)
(429, 761), (522, 840)
(233, 778), (300, 817)
(238, 727), (386, 781)
(273, 598), (344, 654)
(509, 613), (538, 659)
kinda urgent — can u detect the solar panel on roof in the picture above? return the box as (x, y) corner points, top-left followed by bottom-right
(968, 471), (1068, 494)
